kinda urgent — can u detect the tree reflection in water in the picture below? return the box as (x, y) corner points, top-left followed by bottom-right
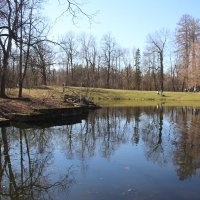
(57, 106), (200, 181)
(0, 126), (75, 200)
(0, 106), (200, 199)
(141, 105), (168, 166)
(90, 107), (200, 180)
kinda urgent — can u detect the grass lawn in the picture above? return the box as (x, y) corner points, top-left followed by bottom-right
(5, 86), (200, 107)
(89, 88), (200, 107)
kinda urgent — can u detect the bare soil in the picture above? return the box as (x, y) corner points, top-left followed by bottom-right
(0, 96), (70, 118)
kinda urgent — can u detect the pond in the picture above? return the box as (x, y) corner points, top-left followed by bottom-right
(0, 106), (200, 200)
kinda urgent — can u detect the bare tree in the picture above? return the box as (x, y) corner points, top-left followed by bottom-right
(143, 47), (160, 91)
(33, 41), (54, 85)
(0, 0), (93, 97)
(175, 14), (200, 90)
(146, 29), (168, 93)
(121, 48), (133, 90)
(18, 0), (47, 97)
(0, 0), (19, 97)
(60, 32), (78, 86)
(101, 33), (117, 88)
(79, 33), (97, 87)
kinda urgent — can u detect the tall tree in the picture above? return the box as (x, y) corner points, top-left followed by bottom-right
(121, 48), (132, 90)
(17, 0), (47, 97)
(175, 14), (200, 90)
(146, 29), (168, 93)
(79, 34), (97, 87)
(134, 48), (142, 90)
(33, 41), (54, 85)
(0, 0), (93, 97)
(60, 32), (78, 86)
(0, 0), (19, 97)
(101, 33), (117, 88)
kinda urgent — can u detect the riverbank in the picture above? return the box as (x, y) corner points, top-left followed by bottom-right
(0, 95), (89, 125)
(1, 86), (200, 125)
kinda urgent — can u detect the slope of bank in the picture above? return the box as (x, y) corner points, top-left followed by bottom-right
(1, 86), (200, 125)
(0, 94), (88, 125)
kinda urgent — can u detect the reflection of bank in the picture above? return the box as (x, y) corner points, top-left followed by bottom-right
(0, 127), (75, 199)
(6, 106), (89, 129)
(11, 112), (88, 129)
(3, 106), (89, 126)
(0, 118), (10, 126)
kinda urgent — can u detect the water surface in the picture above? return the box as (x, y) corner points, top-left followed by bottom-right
(1, 106), (200, 200)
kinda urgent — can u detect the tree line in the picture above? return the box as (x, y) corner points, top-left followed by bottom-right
(55, 14), (200, 92)
(1, 1), (200, 98)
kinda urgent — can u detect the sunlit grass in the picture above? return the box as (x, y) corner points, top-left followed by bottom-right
(7, 86), (63, 99)
(6, 86), (200, 107)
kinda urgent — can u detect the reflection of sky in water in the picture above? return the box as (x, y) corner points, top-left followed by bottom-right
(1, 106), (200, 200)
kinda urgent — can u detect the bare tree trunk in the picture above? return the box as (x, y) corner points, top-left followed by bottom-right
(0, 56), (8, 97)
(18, 0), (23, 98)
(42, 66), (47, 85)
(106, 66), (110, 88)
(18, 4), (33, 97)
(0, 48), (11, 98)
(160, 52), (164, 92)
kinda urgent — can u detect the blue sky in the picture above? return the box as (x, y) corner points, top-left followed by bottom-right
(45, 0), (200, 50)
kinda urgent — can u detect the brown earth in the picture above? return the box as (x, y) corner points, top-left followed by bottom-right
(0, 96), (70, 118)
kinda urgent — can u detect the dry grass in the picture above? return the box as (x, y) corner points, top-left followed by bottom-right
(0, 86), (71, 116)
(0, 86), (199, 119)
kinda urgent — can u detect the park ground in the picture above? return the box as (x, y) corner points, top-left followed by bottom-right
(1, 86), (200, 117)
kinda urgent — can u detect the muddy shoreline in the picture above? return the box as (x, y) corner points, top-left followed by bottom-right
(0, 107), (90, 126)
(0, 97), (93, 126)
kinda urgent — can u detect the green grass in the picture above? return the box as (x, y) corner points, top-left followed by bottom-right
(6, 86), (200, 107)
(65, 87), (200, 107)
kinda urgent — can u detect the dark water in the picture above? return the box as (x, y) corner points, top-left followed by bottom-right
(1, 106), (200, 200)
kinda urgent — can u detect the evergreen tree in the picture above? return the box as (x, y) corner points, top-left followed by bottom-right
(134, 48), (142, 90)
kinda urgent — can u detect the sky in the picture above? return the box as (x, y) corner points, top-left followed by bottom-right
(44, 0), (200, 51)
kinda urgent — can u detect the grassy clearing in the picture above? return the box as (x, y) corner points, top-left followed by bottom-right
(6, 86), (200, 107)
(90, 88), (200, 107)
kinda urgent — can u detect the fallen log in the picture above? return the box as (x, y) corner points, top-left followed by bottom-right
(64, 95), (101, 109)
